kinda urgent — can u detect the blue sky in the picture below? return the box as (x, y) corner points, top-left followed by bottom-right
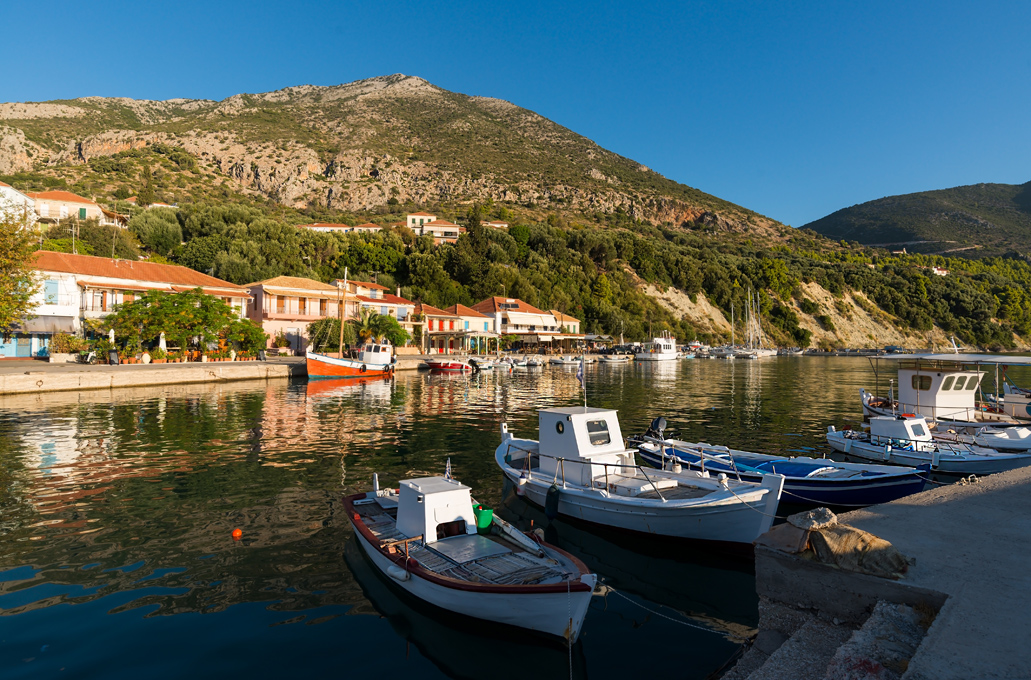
(2, 0), (1028, 227)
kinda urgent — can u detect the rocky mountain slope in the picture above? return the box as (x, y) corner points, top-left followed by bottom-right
(804, 181), (1031, 257)
(0, 74), (783, 236)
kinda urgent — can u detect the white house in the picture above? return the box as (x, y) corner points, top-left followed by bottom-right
(407, 212), (436, 229)
(0, 181), (36, 228)
(0, 251), (251, 359)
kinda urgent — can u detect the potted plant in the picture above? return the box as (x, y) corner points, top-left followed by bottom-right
(273, 332), (292, 356)
(151, 347), (167, 363)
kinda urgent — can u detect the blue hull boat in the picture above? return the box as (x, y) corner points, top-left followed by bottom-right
(630, 427), (927, 508)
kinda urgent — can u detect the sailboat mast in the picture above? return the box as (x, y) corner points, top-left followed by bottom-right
(338, 266), (348, 354)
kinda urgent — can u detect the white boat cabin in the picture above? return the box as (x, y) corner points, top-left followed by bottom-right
(895, 365), (983, 421)
(395, 476), (478, 545)
(537, 407), (677, 495)
(868, 415), (934, 445)
(359, 342), (394, 366)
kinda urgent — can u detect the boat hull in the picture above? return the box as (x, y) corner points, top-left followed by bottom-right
(826, 432), (1031, 476)
(636, 446), (926, 507)
(425, 360), (473, 372)
(634, 354), (678, 361)
(348, 519), (595, 641)
(306, 352), (393, 379)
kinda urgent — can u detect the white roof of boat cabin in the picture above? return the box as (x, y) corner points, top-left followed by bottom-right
(400, 476), (470, 494)
(883, 353), (1031, 365)
(540, 406), (617, 415)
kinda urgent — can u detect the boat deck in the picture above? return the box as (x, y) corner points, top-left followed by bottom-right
(356, 501), (569, 586)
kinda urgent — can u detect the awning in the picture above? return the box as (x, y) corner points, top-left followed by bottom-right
(505, 311), (557, 327)
(12, 316), (78, 334)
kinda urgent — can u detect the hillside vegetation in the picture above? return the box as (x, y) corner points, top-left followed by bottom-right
(804, 182), (1031, 257)
(3, 77), (1031, 350)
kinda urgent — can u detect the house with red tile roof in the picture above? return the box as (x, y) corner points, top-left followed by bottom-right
(1, 252), (250, 359)
(470, 297), (583, 350)
(405, 213), (465, 245)
(26, 191), (118, 226)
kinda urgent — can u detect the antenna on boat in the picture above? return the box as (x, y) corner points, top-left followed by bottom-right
(577, 354), (587, 410)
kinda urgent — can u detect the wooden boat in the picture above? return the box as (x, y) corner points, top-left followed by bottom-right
(306, 341), (396, 379)
(826, 414), (1031, 476)
(599, 354), (631, 363)
(345, 475), (597, 641)
(629, 419), (927, 508)
(495, 407), (784, 547)
(425, 357), (473, 372)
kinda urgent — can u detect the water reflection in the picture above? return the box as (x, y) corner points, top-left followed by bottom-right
(2, 358), (1028, 678)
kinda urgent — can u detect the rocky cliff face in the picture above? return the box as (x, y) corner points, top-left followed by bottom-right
(0, 75), (785, 236)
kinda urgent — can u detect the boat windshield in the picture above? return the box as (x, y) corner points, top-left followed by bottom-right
(586, 419), (611, 446)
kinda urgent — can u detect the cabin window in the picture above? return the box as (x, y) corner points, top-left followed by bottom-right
(911, 375), (931, 391)
(586, 419), (611, 446)
(372, 345), (380, 353)
(942, 376), (955, 390)
(556, 421), (564, 434)
(436, 519), (466, 539)
(911, 423), (927, 437)
(967, 376), (980, 390)
(953, 376), (967, 390)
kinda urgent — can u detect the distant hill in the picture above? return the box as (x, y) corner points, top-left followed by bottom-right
(804, 181), (1031, 257)
(0, 74), (783, 237)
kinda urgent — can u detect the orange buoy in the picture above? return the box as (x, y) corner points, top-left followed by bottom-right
(232, 528), (243, 540)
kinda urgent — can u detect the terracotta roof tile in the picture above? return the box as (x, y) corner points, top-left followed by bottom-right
(25, 190), (97, 205)
(246, 275), (339, 292)
(416, 302), (458, 317)
(470, 296), (547, 315)
(408, 212), (436, 217)
(445, 304), (488, 318)
(31, 251), (248, 292)
(296, 222), (351, 229)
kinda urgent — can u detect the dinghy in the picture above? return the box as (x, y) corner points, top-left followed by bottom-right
(826, 414), (1031, 476)
(345, 474), (597, 641)
(495, 407), (784, 547)
(630, 418), (927, 507)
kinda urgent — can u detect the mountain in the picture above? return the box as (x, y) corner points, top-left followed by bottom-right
(804, 181), (1031, 257)
(0, 74), (783, 237)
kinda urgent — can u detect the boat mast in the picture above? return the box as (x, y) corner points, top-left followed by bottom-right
(338, 266), (348, 355)
(731, 303), (735, 347)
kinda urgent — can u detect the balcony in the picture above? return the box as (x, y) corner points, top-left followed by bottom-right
(263, 311), (329, 322)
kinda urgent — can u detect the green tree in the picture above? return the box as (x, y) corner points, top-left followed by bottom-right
(0, 213), (41, 331)
(129, 208), (183, 256)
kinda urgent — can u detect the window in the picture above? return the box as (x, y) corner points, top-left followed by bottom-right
(123, 292), (134, 303)
(298, 298), (307, 314)
(449, 320), (455, 330)
(967, 376), (980, 390)
(942, 376), (955, 390)
(911, 423), (927, 437)
(60, 205), (69, 218)
(483, 322), (489, 331)
(586, 420), (611, 446)
(276, 296), (285, 314)
(953, 376), (967, 390)
(44, 280), (59, 304)
(320, 299), (327, 316)
(464, 321), (469, 330)
(911, 375), (931, 391)
(381, 306), (389, 315)
(39, 203), (49, 217)
(79, 207), (87, 219)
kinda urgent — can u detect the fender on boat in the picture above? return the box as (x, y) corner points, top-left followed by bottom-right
(387, 565), (410, 581)
(545, 484), (561, 519)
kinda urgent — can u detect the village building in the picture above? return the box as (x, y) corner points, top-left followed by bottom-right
(416, 303), (460, 354)
(26, 191), (122, 227)
(482, 221), (509, 229)
(0, 181), (37, 227)
(246, 276), (344, 353)
(404, 213), (465, 245)
(469, 297), (584, 351)
(1, 252), (249, 359)
(295, 222), (383, 235)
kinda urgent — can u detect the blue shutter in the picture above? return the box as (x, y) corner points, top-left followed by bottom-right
(381, 306), (388, 315)
(464, 321), (469, 330)
(44, 280), (59, 304)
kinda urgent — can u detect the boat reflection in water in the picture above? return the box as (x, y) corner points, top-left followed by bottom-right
(499, 479), (759, 643)
(343, 538), (587, 680)
(304, 376), (394, 401)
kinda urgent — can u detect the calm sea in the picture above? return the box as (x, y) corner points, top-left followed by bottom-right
(1, 357), (1023, 678)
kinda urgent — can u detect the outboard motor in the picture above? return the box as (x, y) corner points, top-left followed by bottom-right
(645, 416), (668, 440)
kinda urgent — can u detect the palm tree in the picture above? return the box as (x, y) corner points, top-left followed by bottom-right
(354, 308), (395, 344)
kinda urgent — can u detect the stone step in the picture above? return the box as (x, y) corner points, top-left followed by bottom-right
(823, 601), (927, 680)
(744, 617), (855, 680)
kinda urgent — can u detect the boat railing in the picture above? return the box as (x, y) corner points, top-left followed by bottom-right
(504, 441), (670, 502)
(636, 434), (745, 482)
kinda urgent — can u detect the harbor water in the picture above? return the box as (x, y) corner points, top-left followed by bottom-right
(1, 357), (1026, 678)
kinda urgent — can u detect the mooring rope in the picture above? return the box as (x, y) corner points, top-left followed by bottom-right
(603, 583), (753, 643)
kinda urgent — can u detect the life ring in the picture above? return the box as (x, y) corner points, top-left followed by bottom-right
(360, 364), (367, 373)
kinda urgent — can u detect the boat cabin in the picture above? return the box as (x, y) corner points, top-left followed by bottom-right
(642, 332), (677, 354)
(358, 342), (393, 365)
(395, 476), (477, 545)
(868, 415), (933, 445)
(538, 407), (640, 487)
(894, 364), (983, 421)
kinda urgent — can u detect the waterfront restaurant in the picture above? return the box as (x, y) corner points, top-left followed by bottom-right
(417, 303), (498, 354)
(2, 251), (250, 359)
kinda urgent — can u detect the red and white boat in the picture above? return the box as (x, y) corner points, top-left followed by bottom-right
(306, 342), (396, 379)
(424, 357), (473, 372)
(345, 475), (596, 641)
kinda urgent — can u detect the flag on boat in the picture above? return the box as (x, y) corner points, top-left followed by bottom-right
(444, 457), (452, 480)
(576, 356), (585, 389)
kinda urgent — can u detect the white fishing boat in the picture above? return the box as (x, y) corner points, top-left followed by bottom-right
(599, 354), (631, 363)
(711, 346), (737, 360)
(635, 331), (678, 361)
(826, 415), (1031, 476)
(525, 357), (545, 368)
(550, 355), (581, 365)
(860, 353), (1031, 431)
(495, 407), (784, 547)
(469, 357), (496, 371)
(345, 474), (597, 641)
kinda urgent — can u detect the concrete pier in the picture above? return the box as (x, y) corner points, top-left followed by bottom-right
(729, 467), (1031, 679)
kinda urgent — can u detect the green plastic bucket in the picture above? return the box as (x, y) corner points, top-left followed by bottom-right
(473, 504), (494, 534)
